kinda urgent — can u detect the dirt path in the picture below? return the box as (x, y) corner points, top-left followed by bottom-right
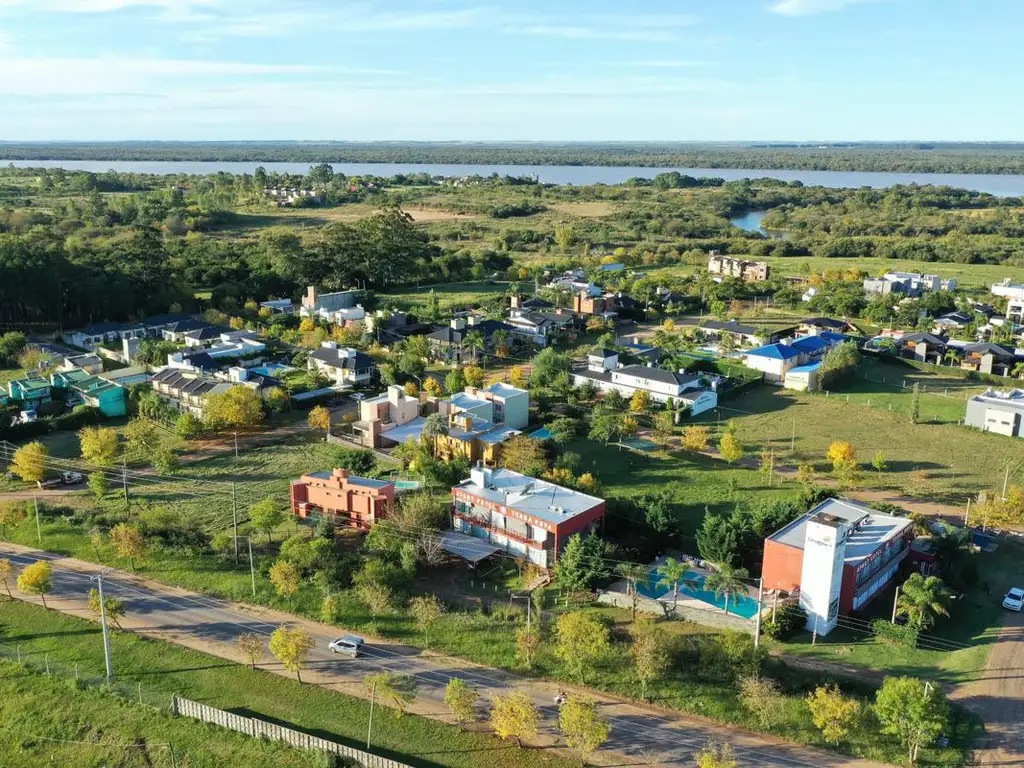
(949, 610), (1024, 766)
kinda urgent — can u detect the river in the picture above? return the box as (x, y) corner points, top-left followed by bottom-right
(4, 159), (1024, 196)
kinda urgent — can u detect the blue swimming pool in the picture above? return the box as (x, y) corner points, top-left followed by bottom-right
(249, 363), (291, 377)
(530, 427), (554, 440)
(636, 568), (759, 619)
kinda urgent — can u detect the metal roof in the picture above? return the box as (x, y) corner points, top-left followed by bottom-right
(455, 467), (603, 525)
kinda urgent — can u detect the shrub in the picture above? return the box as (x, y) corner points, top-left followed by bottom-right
(761, 604), (808, 641)
(872, 618), (919, 648)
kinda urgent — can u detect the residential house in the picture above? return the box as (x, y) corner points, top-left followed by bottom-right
(1005, 299), (1024, 324)
(7, 377), (52, 409)
(959, 342), (1016, 376)
(451, 464), (606, 568)
(698, 319), (779, 348)
(571, 290), (617, 318)
(98, 366), (151, 387)
(618, 336), (662, 364)
(509, 295), (553, 311)
(991, 279), (1024, 301)
(742, 343), (803, 383)
(570, 350), (717, 412)
(307, 342), (376, 387)
(933, 312), (974, 333)
(161, 318), (217, 343)
(51, 369), (126, 417)
(434, 383), (529, 466)
(259, 298), (295, 315)
(299, 285), (361, 320)
(784, 363), (820, 392)
(426, 316), (513, 363)
(965, 389), (1024, 436)
(150, 368), (236, 419)
(864, 272), (955, 298)
(354, 385), (424, 447)
(61, 353), (104, 375)
(505, 309), (576, 348)
(898, 333), (948, 365)
(799, 317), (856, 336)
(707, 253), (770, 282)
(762, 497), (914, 636)
(63, 321), (147, 351)
(744, 333), (846, 387)
(168, 335), (266, 371)
(290, 468), (395, 530)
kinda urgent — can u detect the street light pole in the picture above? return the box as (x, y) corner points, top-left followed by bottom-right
(93, 571), (113, 682)
(247, 536), (256, 598)
(753, 578), (764, 649)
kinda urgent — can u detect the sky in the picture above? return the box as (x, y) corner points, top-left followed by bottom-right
(0, 0), (1021, 142)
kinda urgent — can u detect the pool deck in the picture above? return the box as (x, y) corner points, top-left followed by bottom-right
(599, 553), (762, 629)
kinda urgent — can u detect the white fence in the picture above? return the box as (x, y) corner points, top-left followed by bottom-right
(171, 695), (412, 768)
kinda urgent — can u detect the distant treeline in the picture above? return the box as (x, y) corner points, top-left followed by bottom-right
(7, 142), (1024, 174)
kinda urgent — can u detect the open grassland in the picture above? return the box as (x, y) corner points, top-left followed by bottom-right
(379, 280), (516, 311)
(694, 382), (1024, 503)
(0, 659), (322, 768)
(550, 201), (617, 218)
(0, 601), (577, 768)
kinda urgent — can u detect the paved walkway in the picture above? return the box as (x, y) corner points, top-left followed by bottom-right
(0, 543), (887, 768)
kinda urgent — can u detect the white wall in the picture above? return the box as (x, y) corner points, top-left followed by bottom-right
(798, 519), (847, 636)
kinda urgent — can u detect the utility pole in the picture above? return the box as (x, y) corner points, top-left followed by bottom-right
(122, 457), (130, 513)
(33, 495), (41, 544)
(232, 483), (239, 565)
(94, 571), (113, 682)
(811, 614), (818, 645)
(964, 497), (971, 526)
(366, 680), (376, 750)
(753, 578), (764, 649)
(248, 536), (256, 598)
(1003, 462), (1011, 500)
(234, 431), (239, 461)
(891, 584), (900, 623)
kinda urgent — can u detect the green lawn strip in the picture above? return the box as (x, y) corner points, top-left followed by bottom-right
(0, 659), (321, 768)
(0, 600), (575, 768)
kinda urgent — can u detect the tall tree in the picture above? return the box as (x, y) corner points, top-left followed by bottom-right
(109, 523), (146, 571)
(269, 625), (315, 683)
(558, 695), (609, 762)
(655, 557), (695, 611)
(554, 611), (610, 684)
(704, 563), (750, 616)
(10, 442), (48, 484)
(875, 676), (948, 764)
(17, 560), (52, 607)
(895, 574), (951, 630)
(616, 561), (649, 621)
(489, 691), (540, 748)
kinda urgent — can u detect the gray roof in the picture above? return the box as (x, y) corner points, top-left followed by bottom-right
(438, 530), (500, 563)
(964, 342), (1015, 358)
(455, 467), (603, 525)
(768, 497), (912, 565)
(901, 333), (947, 347)
(616, 364), (698, 387)
(969, 388), (1024, 414)
(309, 347), (375, 369)
(700, 319), (759, 335)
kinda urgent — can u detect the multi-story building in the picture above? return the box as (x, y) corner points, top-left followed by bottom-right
(299, 285), (362, 320)
(290, 468), (395, 530)
(150, 368), (235, 419)
(571, 290), (617, 317)
(707, 253), (770, 282)
(451, 465), (605, 568)
(865, 272), (956, 298)
(425, 316), (513, 363)
(434, 383), (529, 465)
(965, 388), (1024, 436)
(761, 497), (914, 635)
(356, 384), (424, 447)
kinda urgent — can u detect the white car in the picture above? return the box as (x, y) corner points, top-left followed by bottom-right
(1002, 587), (1024, 612)
(328, 634), (364, 658)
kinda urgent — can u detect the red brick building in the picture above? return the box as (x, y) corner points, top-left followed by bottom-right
(451, 465), (605, 569)
(290, 468), (395, 530)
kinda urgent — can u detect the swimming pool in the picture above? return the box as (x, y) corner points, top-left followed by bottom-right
(636, 568), (759, 619)
(529, 427), (553, 440)
(394, 480), (421, 492)
(249, 363), (292, 377)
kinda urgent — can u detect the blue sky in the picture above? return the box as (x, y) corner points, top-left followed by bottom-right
(0, 0), (1020, 141)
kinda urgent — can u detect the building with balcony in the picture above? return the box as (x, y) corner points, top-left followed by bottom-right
(761, 497), (914, 635)
(355, 384), (424, 447)
(308, 342), (376, 387)
(451, 465), (605, 569)
(434, 383), (529, 465)
(290, 468), (395, 530)
(707, 253), (770, 282)
(570, 349), (717, 412)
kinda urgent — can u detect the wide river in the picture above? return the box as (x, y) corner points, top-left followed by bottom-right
(5, 159), (1024, 196)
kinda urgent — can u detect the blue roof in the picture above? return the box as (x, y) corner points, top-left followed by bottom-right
(818, 331), (849, 343)
(790, 336), (832, 354)
(745, 343), (801, 360)
(788, 362), (821, 373)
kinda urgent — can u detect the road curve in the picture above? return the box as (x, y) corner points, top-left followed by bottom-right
(0, 543), (888, 768)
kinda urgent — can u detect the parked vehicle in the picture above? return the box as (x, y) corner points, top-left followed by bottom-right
(1002, 587), (1024, 612)
(17, 409), (38, 424)
(328, 634), (364, 658)
(36, 471), (85, 489)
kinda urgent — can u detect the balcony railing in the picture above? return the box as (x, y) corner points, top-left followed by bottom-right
(453, 511), (541, 549)
(855, 546), (909, 593)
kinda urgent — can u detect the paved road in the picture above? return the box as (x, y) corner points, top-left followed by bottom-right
(0, 544), (885, 768)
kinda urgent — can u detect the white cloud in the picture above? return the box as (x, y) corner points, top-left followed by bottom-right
(0, 0), (214, 11)
(769, 0), (883, 16)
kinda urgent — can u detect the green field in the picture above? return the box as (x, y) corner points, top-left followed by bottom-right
(378, 281), (518, 312)
(0, 660), (321, 768)
(0, 600), (576, 768)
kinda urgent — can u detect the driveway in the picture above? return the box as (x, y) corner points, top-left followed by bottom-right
(0, 543), (886, 768)
(950, 609), (1024, 766)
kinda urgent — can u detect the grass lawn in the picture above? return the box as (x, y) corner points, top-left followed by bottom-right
(0, 600), (576, 768)
(566, 437), (799, 544)
(378, 281), (516, 312)
(0, 660), (322, 768)
(698, 384), (1024, 503)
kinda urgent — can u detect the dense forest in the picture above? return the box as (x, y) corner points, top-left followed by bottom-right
(8, 142), (1024, 174)
(2, 163), (1023, 330)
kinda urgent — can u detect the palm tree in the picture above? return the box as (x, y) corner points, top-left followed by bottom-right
(655, 557), (696, 612)
(703, 563), (750, 616)
(943, 348), (962, 367)
(616, 562), (650, 621)
(1012, 361), (1024, 380)
(492, 329), (510, 360)
(895, 573), (951, 630)
(420, 413), (448, 458)
(464, 330), (485, 364)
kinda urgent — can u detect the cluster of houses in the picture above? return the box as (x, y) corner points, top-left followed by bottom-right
(3, 353), (147, 420)
(707, 253), (770, 283)
(863, 271), (957, 297)
(263, 187), (323, 207)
